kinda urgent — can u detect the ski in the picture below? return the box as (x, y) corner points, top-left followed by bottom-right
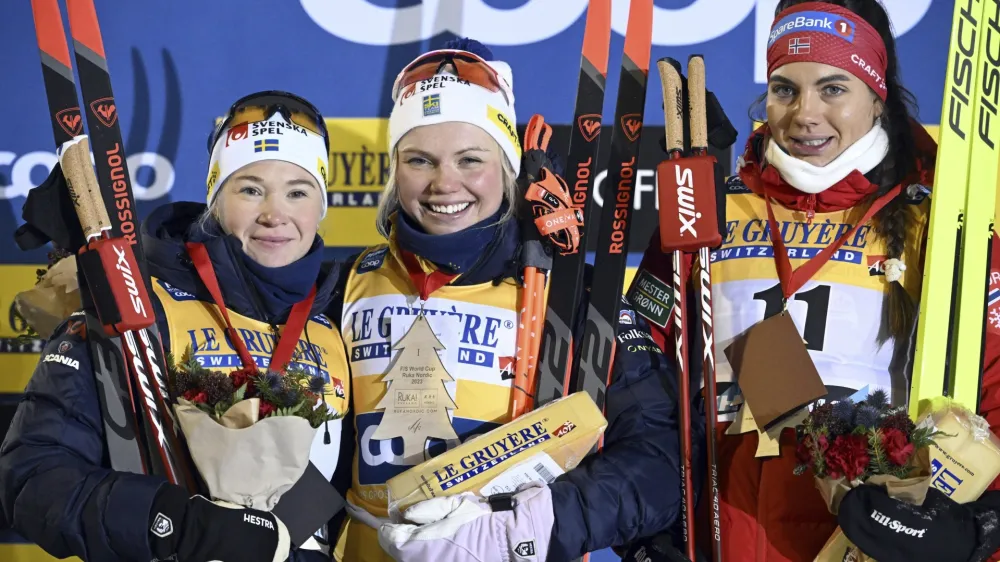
(571, 0), (654, 412)
(533, 0), (611, 408)
(911, 0), (1000, 416)
(29, 0), (198, 491)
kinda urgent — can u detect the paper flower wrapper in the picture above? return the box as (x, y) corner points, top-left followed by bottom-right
(14, 254), (80, 340)
(812, 447), (933, 562)
(174, 397), (317, 511)
(813, 401), (1000, 562)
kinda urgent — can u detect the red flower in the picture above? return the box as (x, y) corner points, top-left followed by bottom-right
(183, 389), (208, 404)
(824, 434), (869, 481)
(796, 433), (829, 464)
(259, 400), (276, 419)
(229, 367), (256, 392)
(882, 428), (915, 466)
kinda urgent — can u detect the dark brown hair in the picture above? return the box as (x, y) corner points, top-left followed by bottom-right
(753, 0), (922, 348)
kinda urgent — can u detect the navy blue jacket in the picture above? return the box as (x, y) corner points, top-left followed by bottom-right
(329, 214), (694, 561)
(0, 202), (339, 561)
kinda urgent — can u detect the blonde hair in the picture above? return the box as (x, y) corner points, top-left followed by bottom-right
(375, 141), (519, 239)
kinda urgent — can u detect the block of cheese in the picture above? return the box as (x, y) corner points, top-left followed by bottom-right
(922, 404), (1000, 503)
(386, 391), (607, 517)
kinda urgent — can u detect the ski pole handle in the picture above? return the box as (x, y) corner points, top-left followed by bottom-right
(658, 58), (684, 157)
(687, 56), (708, 154)
(58, 135), (112, 241)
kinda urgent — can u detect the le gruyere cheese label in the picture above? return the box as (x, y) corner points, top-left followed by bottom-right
(386, 391), (607, 515)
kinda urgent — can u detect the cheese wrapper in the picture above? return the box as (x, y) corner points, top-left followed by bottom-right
(920, 403), (1000, 503)
(386, 391), (607, 518)
(813, 527), (872, 562)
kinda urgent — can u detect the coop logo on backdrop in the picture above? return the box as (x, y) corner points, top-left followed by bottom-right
(0, 150), (175, 201)
(300, 0), (930, 84)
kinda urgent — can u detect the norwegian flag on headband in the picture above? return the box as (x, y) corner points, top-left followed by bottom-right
(788, 37), (811, 55)
(766, 2), (888, 101)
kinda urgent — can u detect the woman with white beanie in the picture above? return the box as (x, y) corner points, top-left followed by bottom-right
(329, 38), (689, 562)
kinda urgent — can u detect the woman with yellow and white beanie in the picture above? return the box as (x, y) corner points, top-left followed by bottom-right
(331, 38), (688, 562)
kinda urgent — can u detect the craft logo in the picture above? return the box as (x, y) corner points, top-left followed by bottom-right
(767, 11), (855, 47)
(499, 356), (514, 380)
(89, 97), (118, 127)
(206, 161), (220, 194)
(254, 139), (279, 153)
(577, 114), (601, 142)
(788, 37), (811, 55)
(56, 107), (83, 137)
(621, 113), (642, 142)
(867, 255), (886, 276)
(226, 122), (249, 146)
(423, 94), (441, 116)
(488, 106), (521, 159)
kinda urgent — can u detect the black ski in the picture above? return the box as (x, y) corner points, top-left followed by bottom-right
(571, 0), (654, 411)
(534, 0), (612, 408)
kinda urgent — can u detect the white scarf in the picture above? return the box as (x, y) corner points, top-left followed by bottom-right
(764, 124), (889, 194)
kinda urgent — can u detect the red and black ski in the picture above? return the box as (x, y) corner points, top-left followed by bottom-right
(571, 0), (654, 412)
(533, 0), (612, 408)
(29, 0), (198, 492)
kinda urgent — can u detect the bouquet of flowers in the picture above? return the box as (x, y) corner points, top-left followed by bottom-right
(794, 389), (943, 561)
(167, 346), (340, 511)
(14, 247), (79, 341)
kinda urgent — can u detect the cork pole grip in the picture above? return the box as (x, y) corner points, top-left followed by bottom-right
(59, 136), (111, 240)
(658, 59), (684, 154)
(687, 56), (708, 151)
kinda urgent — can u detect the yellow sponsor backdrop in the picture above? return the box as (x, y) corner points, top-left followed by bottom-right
(0, 121), (940, 560)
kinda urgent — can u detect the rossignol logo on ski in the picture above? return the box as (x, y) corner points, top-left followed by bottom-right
(56, 107), (83, 137)
(767, 11), (855, 47)
(621, 113), (642, 142)
(626, 269), (673, 328)
(577, 114), (601, 142)
(869, 509), (927, 537)
(89, 96), (118, 127)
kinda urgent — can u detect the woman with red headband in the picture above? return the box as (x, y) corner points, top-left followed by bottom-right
(627, 1), (1000, 561)
(326, 38), (688, 562)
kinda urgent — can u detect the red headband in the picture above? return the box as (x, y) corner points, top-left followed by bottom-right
(766, 2), (888, 101)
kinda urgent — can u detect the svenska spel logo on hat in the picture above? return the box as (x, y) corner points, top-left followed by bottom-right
(423, 94), (441, 116)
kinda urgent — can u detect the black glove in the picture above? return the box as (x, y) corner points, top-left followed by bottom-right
(621, 532), (709, 562)
(839, 485), (1000, 562)
(149, 485), (290, 562)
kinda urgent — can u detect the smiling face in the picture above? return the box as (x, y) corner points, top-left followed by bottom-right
(215, 160), (324, 267)
(394, 122), (505, 235)
(766, 61), (883, 167)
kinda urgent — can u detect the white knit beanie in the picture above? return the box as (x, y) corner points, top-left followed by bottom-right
(388, 49), (521, 176)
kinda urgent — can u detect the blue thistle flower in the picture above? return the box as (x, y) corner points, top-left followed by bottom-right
(832, 400), (854, 423)
(262, 371), (283, 393)
(866, 388), (890, 410)
(854, 405), (880, 429)
(309, 375), (326, 394)
(441, 37), (494, 60)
